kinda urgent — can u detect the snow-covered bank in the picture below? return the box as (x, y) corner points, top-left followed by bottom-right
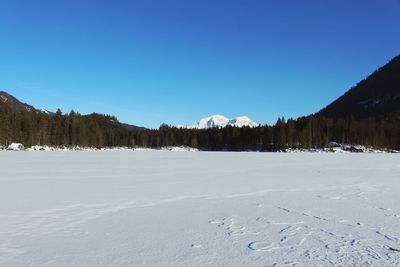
(1, 142), (397, 153)
(286, 143), (399, 154)
(1, 143), (199, 152)
(1, 152), (400, 266)
(6, 143), (25, 151)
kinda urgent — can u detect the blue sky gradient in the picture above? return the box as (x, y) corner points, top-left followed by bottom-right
(1, 0), (400, 128)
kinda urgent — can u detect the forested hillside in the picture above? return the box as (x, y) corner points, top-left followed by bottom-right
(0, 101), (132, 148)
(318, 55), (400, 119)
(1, 97), (399, 150)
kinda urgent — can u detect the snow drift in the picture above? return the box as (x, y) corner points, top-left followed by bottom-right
(6, 143), (25, 151)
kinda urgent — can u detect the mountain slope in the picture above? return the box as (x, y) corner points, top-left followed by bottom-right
(0, 91), (54, 115)
(317, 55), (400, 119)
(0, 91), (37, 112)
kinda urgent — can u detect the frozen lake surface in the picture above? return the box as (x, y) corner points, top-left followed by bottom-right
(1, 151), (400, 266)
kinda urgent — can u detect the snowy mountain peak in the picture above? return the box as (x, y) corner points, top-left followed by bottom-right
(179, 115), (259, 129)
(228, 116), (258, 128)
(198, 115), (230, 129)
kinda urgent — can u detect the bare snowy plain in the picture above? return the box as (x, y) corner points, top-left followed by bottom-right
(1, 151), (400, 266)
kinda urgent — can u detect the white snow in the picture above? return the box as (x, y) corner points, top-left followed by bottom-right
(179, 115), (259, 129)
(285, 143), (394, 154)
(133, 146), (198, 152)
(40, 109), (50, 115)
(228, 115), (258, 128)
(26, 145), (52, 151)
(6, 143), (25, 151)
(22, 146), (198, 152)
(198, 115), (230, 129)
(1, 152), (400, 266)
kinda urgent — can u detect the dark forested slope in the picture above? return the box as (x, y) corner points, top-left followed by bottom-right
(0, 91), (37, 112)
(317, 55), (400, 119)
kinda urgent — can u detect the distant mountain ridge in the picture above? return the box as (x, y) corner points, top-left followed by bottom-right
(317, 55), (400, 119)
(177, 115), (259, 129)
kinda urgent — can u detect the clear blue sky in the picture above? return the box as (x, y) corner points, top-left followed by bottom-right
(1, 0), (400, 128)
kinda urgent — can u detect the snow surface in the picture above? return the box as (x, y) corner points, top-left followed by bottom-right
(1, 152), (400, 266)
(178, 115), (259, 129)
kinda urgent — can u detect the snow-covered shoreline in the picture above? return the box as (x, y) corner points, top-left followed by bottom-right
(1, 143), (199, 152)
(1, 142), (398, 153)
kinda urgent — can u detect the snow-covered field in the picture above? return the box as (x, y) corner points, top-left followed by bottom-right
(1, 151), (400, 266)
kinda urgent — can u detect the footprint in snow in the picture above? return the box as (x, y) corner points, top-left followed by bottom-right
(378, 207), (392, 211)
(248, 241), (275, 252)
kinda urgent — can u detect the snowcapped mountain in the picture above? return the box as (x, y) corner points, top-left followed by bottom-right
(178, 115), (259, 129)
(198, 115), (230, 129)
(228, 116), (259, 128)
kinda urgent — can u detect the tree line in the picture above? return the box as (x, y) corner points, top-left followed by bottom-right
(1, 100), (399, 151)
